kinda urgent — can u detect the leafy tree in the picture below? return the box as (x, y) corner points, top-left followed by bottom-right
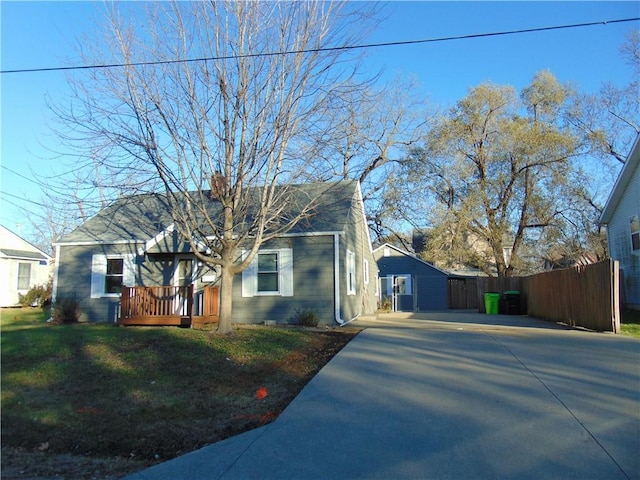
(404, 71), (586, 276)
(49, 1), (378, 333)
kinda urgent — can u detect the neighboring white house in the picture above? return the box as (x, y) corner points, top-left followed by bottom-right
(0, 225), (52, 307)
(600, 135), (640, 310)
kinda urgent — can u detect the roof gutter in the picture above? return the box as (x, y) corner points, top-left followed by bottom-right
(333, 233), (361, 326)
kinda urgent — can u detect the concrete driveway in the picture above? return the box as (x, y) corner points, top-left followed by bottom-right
(125, 312), (640, 480)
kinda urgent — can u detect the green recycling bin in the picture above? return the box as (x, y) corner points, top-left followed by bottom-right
(484, 292), (501, 315)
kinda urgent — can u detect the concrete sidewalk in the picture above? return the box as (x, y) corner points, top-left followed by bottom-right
(124, 313), (640, 480)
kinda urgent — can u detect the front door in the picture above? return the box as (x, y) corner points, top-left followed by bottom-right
(176, 258), (193, 287)
(393, 275), (413, 312)
(174, 257), (193, 316)
(381, 275), (413, 312)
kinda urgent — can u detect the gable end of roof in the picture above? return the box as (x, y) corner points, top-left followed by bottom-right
(373, 243), (450, 275)
(600, 135), (640, 225)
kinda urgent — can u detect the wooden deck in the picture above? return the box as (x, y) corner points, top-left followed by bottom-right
(119, 285), (219, 327)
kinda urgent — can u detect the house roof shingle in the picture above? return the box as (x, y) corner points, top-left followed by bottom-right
(56, 181), (359, 245)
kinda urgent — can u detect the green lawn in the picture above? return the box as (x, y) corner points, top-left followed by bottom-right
(1, 307), (357, 478)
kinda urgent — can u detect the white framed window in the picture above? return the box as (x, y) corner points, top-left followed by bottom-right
(631, 214), (640, 251)
(17, 263), (31, 290)
(346, 250), (356, 295)
(395, 275), (412, 295)
(363, 258), (370, 285)
(91, 254), (135, 298)
(105, 258), (124, 293)
(257, 252), (279, 293)
(242, 248), (293, 297)
(386, 275), (412, 295)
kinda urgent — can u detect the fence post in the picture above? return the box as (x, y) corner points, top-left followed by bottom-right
(611, 260), (620, 334)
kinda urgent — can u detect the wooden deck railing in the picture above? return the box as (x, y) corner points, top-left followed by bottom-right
(192, 285), (220, 329)
(119, 285), (219, 327)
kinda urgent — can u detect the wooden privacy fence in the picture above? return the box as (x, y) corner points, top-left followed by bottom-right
(448, 276), (524, 310)
(476, 276), (526, 313)
(119, 285), (219, 327)
(457, 259), (620, 332)
(525, 260), (620, 333)
(448, 277), (478, 309)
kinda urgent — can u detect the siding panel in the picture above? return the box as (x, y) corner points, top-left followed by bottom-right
(232, 236), (336, 324)
(608, 161), (640, 306)
(57, 243), (142, 323)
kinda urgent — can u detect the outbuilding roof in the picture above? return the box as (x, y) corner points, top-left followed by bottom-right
(373, 243), (450, 276)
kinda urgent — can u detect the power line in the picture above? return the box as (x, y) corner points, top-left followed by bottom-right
(0, 191), (49, 208)
(1, 17), (638, 75)
(0, 194), (48, 231)
(1, 165), (43, 186)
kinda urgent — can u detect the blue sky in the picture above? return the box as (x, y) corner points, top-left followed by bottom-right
(1, 1), (638, 238)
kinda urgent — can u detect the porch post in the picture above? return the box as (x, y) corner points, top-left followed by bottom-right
(187, 284), (194, 324)
(120, 286), (131, 322)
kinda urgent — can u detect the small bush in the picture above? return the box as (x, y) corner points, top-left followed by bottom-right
(378, 298), (392, 313)
(295, 309), (319, 327)
(52, 296), (80, 324)
(18, 284), (52, 307)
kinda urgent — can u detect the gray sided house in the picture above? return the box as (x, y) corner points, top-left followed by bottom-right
(373, 243), (449, 312)
(53, 181), (378, 326)
(600, 134), (640, 310)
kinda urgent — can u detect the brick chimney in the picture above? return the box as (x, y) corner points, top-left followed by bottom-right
(210, 172), (226, 199)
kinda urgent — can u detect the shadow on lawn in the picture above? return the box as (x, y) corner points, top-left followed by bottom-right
(1, 315), (327, 463)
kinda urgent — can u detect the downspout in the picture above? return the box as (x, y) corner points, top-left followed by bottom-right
(49, 244), (61, 322)
(333, 233), (361, 326)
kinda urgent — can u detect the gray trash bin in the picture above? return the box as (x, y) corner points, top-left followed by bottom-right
(503, 291), (520, 315)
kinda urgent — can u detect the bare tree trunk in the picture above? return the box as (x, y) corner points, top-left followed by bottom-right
(218, 265), (234, 334)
